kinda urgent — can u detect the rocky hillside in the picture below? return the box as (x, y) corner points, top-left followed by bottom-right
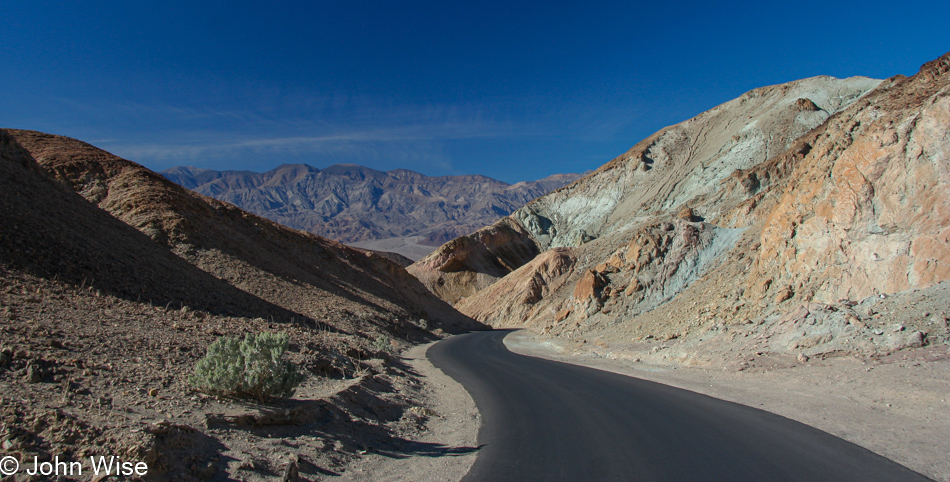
(410, 75), (883, 303)
(162, 163), (583, 248)
(413, 52), (950, 364)
(8, 129), (478, 336)
(0, 128), (484, 478)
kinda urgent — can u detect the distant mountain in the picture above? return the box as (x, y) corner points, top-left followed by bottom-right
(161, 164), (584, 251)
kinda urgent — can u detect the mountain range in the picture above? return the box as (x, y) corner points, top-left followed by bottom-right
(161, 164), (583, 259)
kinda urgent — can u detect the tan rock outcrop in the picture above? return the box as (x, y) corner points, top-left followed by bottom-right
(795, 98), (821, 111)
(407, 217), (541, 304)
(456, 248), (576, 326)
(748, 55), (950, 304)
(573, 270), (606, 301)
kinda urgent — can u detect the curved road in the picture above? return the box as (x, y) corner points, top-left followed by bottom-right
(427, 330), (930, 481)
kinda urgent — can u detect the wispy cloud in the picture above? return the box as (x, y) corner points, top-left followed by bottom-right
(70, 95), (547, 173)
(100, 116), (524, 172)
(16, 90), (632, 177)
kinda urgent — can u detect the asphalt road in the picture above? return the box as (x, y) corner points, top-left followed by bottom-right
(427, 330), (931, 481)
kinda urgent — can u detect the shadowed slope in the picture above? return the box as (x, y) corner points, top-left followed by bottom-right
(6, 129), (484, 337)
(0, 130), (294, 319)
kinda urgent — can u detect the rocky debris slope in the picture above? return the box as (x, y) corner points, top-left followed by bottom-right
(429, 52), (950, 364)
(162, 163), (583, 245)
(0, 268), (461, 480)
(8, 128), (478, 336)
(0, 128), (484, 479)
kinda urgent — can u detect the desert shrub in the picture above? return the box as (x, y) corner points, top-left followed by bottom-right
(373, 334), (393, 354)
(189, 332), (305, 402)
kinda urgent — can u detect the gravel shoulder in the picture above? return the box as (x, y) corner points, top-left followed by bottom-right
(505, 330), (950, 482)
(339, 341), (480, 481)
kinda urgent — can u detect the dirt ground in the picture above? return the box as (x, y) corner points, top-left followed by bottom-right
(504, 330), (950, 482)
(0, 267), (477, 481)
(337, 342), (480, 481)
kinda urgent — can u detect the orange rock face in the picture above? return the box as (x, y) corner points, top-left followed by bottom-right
(573, 270), (606, 301)
(751, 57), (950, 303)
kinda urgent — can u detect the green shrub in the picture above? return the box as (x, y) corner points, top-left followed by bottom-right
(189, 332), (305, 402)
(373, 334), (393, 354)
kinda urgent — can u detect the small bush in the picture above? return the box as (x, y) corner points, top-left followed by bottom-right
(189, 332), (305, 402)
(373, 334), (393, 354)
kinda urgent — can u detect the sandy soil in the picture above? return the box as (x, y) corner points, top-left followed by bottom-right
(338, 341), (480, 481)
(504, 330), (950, 482)
(348, 236), (437, 262)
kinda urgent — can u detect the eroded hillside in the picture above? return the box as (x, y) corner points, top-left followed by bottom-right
(9, 129), (478, 336)
(415, 52), (950, 364)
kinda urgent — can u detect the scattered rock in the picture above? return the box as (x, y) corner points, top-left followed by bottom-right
(283, 456), (300, 481)
(795, 98), (820, 111)
(677, 207), (696, 221)
(24, 363), (43, 383)
(554, 308), (572, 323)
(847, 316), (866, 329)
(624, 278), (643, 296)
(774, 287), (794, 303)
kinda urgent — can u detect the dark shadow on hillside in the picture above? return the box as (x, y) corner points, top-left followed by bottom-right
(140, 421), (235, 481)
(203, 380), (482, 478)
(0, 131), (328, 328)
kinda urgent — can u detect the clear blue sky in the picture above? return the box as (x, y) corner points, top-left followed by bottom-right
(2, 1), (947, 183)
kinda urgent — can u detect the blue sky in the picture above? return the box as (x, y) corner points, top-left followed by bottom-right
(2, 1), (947, 183)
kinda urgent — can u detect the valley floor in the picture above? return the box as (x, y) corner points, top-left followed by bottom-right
(504, 330), (950, 482)
(348, 236), (438, 262)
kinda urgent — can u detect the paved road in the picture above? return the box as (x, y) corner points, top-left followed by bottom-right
(427, 330), (931, 481)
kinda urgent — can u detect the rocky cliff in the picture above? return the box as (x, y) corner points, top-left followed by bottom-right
(418, 52), (950, 362)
